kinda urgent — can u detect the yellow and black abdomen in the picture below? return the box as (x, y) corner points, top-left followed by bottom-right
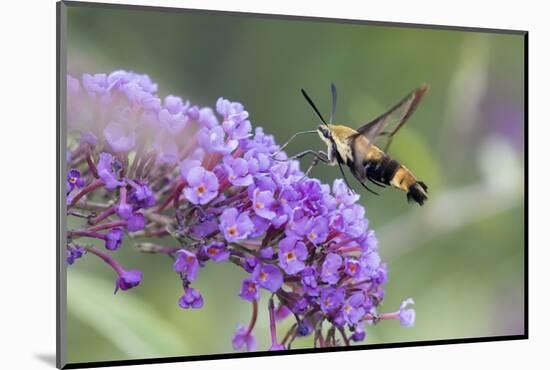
(365, 154), (429, 205)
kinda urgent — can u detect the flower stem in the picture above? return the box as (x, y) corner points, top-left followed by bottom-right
(89, 206), (116, 225)
(86, 150), (99, 179)
(70, 230), (106, 240)
(337, 326), (350, 346)
(69, 179), (104, 208)
(281, 323), (297, 346)
(88, 220), (127, 232)
(84, 245), (124, 275)
(135, 243), (179, 254)
(246, 299), (258, 337)
(268, 297), (279, 347)
(363, 312), (399, 322)
(157, 179), (185, 213)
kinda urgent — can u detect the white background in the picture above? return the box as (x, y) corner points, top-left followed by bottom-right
(0, 0), (544, 368)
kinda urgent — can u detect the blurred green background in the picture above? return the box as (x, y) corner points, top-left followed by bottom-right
(65, 4), (525, 364)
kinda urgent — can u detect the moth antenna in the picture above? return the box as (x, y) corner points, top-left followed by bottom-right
(330, 83), (337, 124)
(301, 88), (328, 126)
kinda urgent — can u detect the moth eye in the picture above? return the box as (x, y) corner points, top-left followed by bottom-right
(319, 127), (330, 138)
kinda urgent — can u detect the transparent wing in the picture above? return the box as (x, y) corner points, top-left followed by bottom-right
(352, 84), (429, 152)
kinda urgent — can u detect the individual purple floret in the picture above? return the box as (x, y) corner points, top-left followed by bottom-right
(178, 287), (204, 309)
(115, 270), (142, 293)
(173, 249), (199, 282)
(399, 298), (416, 327)
(219, 208), (254, 242)
(66, 69), (415, 353)
(320, 287), (345, 314)
(66, 245), (86, 265)
(202, 241), (230, 262)
(232, 324), (256, 352)
(252, 264), (283, 293)
(278, 237), (308, 275)
(321, 253), (343, 285)
(183, 166), (219, 205)
(97, 152), (124, 190)
(127, 213), (145, 232)
(105, 228), (124, 250)
(239, 278), (260, 302)
(224, 157), (253, 187)
(66, 169), (86, 193)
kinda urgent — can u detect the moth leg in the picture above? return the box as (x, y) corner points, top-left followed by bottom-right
(297, 151), (329, 179)
(272, 149), (327, 163)
(287, 150), (327, 161)
(336, 160), (358, 196)
(271, 130), (318, 158)
(368, 176), (387, 188)
(351, 171), (379, 196)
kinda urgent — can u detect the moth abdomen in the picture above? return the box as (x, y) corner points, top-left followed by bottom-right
(406, 181), (429, 206)
(365, 155), (400, 185)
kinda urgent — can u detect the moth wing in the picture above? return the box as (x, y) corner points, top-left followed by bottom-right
(351, 84), (428, 153)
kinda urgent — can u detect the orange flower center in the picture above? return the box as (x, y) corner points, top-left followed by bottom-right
(286, 251), (295, 261)
(186, 255), (194, 263)
(69, 177), (77, 184)
(348, 264), (356, 273)
(248, 282), (257, 293)
(309, 231), (316, 240)
(228, 226), (238, 236)
(197, 184), (206, 194)
(255, 201), (264, 209)
(344, 304), (352, 313)
(207, 247), (218, 255)
(260, 271), (267, 281)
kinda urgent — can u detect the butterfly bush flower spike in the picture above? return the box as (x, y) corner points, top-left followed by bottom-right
(66, 69), (415, 351)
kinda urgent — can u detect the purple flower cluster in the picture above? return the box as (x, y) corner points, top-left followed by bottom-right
(66, 70), (414, 351)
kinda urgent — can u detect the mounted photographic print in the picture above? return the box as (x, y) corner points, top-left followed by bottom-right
(56, 1), (527, 368)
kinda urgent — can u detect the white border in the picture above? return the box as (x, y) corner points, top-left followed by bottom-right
(1, 0), (544, 369)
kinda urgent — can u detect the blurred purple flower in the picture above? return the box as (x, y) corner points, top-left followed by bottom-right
(399, 298), (416, 327)
(321, 253), (343, 285)
(127, 179), (156, 209)
(232, 324), (256, 352)
(103, 121), (136, 153)
(97, 152), (124, 190)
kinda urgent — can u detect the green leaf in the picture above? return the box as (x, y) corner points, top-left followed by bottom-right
(67, 270), (189, 359)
